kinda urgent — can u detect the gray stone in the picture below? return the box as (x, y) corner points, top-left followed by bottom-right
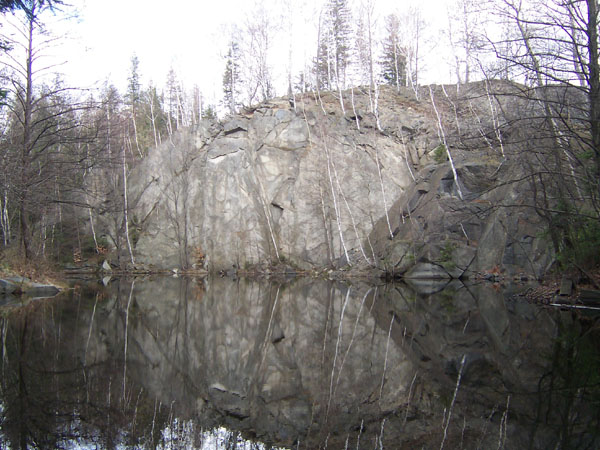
(129, 88), (426, 270)
(223, 118), (249, 135)
(404, 262), (451, 280)
(0, 279), (17, 294)
(25, 284), (60, 298)
(559, 278), (573, 296)
(0, 278), (59, 298)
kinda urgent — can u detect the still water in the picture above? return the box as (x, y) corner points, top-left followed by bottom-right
(0, 277), (598, 449)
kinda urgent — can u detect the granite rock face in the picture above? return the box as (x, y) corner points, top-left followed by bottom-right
(369, 160), (554, 279)
(127, 82), (556, 277)
(129, 88), (438, 271)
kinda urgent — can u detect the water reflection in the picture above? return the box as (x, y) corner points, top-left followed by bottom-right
(0, 277), (598, 449)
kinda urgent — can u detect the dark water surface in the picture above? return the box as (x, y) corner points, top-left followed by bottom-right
(0, 277), (598, 449)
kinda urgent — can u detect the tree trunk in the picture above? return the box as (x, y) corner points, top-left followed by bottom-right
(586, 0), (600, 202)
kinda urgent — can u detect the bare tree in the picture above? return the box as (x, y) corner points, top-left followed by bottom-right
(354, 0), (377, 92)
(445, 0), (484, 85)
(241, 2), (275, 105)
(0, 0), (99, 259)
(394, 6), (425, 98)
(468, 0), (600, 267)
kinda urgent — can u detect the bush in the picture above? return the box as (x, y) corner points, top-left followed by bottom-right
(438, 241), (457, 270)
(432, 144), (448, 164)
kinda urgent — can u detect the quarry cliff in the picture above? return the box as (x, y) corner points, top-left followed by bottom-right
(125, 82), (558, 279)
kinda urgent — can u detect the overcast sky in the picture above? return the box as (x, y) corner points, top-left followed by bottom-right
(6, 0), (453, 104)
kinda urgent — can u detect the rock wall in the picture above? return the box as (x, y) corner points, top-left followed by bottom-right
(368, 160), (554, 280)
(127, 82), (559, 277)
(129, 87), (439, 271)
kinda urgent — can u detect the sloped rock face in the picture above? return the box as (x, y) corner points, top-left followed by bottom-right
(129, 88), (439, 270)
(366, 80), (564, 280)
(369, 159), (554, 279)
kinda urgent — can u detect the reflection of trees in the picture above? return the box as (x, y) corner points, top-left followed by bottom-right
(0, 281), (280, 450)
(372, 283), (600, 449)
(531, 316), (600, 449)
(0, 288), (171, 449)
(0, 278), (598, 449)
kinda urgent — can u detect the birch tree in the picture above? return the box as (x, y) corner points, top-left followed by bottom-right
(446, 0), (483, 84)
(242, 2), (275, 104)
(395, 6), (425, 97)
(482, 0), (600, 267)
(355, 0), (377, 92)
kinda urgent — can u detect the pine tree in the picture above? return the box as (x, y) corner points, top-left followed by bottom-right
(126, 54), (142, 108)
(222, 40), (242, 115)
(316, 0), (352, 90)
(381, 14), (406, 89)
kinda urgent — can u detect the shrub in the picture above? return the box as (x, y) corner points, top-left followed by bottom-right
(438, 241), (457, 270)
(432, 144), (448, 164)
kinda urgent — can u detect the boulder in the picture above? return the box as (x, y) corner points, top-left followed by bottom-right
(25, 283), (60, 298)
(0, 279), (18, 294)
(0, 277), (60, 299)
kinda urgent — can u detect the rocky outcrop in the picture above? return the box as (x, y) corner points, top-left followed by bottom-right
(126, 82), (557, 278)
(369, 159), (554, 280)
(129, 87), (439, 271)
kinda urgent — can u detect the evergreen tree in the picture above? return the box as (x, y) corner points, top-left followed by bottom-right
(142, 83), (168, 147)
(316, 0), (352, 90)
(202, 104), (217, 120)
(0, 0), (62, 14)
(125, 54), (146, 155)
(380, 14), (406, 89)
(126, 54), (142, 108)
(222, 40), (242, 115)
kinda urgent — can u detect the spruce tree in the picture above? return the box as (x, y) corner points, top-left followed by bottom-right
(316, 0), (352, 90)
(222, 40), (241, 115)
(380, 14), (406, 89)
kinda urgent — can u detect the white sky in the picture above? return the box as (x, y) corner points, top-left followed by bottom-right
(5, 0), (454, 104)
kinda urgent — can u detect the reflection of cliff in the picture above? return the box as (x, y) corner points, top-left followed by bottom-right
(0, 278), (598, 449)
(94, 278), (592, 449)
(101, 277), (415, 448)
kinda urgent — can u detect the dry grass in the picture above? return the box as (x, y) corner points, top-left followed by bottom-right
(0, 247), (66, 288)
